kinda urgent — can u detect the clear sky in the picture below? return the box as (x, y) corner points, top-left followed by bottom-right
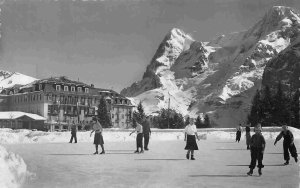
(0, 0), (300, 92)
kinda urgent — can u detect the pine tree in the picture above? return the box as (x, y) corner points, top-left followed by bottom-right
(248, 89), (262, 126)
(261, 85), (273, 126)
(273, 82), (288, 124)
(195, 115), (202, 128)
(290, 90), (300, 128)
(204, 114), (210, 128)
(136, 101), (146, 123)
(97, 97), (112, 128)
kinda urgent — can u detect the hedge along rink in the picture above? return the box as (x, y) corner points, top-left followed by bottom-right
(0, 127), (300, 144)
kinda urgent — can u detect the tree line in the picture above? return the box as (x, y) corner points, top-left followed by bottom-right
(247, 82), (300, 128)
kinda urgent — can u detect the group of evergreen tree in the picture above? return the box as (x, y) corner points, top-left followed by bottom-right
(97, 99), (212, 129)
(247, 83), (300, 128)
(195, 114), (211, 128)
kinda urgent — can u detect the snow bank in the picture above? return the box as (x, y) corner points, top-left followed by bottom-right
(0, 127), (299, 144)
(0, 145), (28, 188)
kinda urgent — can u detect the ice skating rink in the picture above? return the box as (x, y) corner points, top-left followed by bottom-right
(4, 139), (300, 188)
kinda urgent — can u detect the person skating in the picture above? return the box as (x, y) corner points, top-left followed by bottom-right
(142, 116), (152, 151)
(90, 117), (105, 155)
(247, 125), (265, 176)
(236, 124), (242, 142)
(69, 122), (77, 143)
(129, 120), (144, 154)
(184, 118), (200, 160)
(274, 124), (298, 165)
(245, 124), (251, 150)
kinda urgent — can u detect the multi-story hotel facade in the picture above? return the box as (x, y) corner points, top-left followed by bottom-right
(0, 76), (134, 131)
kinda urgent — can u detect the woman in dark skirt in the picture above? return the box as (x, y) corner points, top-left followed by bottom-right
(184, 118), (200, 160)
(90, 117), (105, 155)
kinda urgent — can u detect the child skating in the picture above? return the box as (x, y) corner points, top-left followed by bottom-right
(90, 117), (105, 155)
(245, 124), (251, 150)
(274, 124), (298, 165)
(247, 125), (265, 176)
(236, 124), (242, 142)
(184, 118), (200, 160)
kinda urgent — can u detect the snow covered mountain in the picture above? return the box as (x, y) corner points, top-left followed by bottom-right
(121, 6), (300, 127)
(0, 70), (37, 92)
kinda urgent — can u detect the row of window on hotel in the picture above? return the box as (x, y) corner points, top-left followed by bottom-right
(54, 85), (89, 93)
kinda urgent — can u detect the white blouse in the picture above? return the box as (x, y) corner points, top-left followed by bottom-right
(185, 124), (197, 135)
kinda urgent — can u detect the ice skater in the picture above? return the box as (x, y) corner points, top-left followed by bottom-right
(236, 123), (242, 142)
(245, 124), (251, 150)
(247, 125), (265, 176)
(274, 123), (298, 165)
(90, 117), (105, 155)
(142, 116), (152, 151)
(69, 122), (77, 143)
(129, 120), (144, 153)
(184, 118), (200, 160)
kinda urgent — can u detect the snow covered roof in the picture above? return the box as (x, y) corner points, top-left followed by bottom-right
(0, 111), (46, 121)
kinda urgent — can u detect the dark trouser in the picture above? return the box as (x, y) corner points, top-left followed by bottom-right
(136, 133), (143, 151)
(249, 147), (264, 169)
(236, 131), (241, 142)
(144, 133), (150, 149)
(70, 133), (77, 143)
(283, 142), (298, 161)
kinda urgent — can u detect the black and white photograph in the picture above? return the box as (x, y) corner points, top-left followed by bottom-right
(0, 0), (300, 187)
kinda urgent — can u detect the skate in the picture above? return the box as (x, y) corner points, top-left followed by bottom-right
(100, 151), (105, 154)
(191, 155), (195, 160)
(134, 150), (139, 154)
(258, 168), (262, 176)
(294, 157), (298, 163)
(284, 160), (289, 165)
(139, 150), (144, 154)
(247, 169), (253, 176)
(93, 151), (98, 155)
(186, 153), (189, 160)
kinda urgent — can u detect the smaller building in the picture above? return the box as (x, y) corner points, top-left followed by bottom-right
(0, 111), (46, 131)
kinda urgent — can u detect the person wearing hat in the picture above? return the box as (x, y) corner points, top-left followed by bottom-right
(184, 118), (200, 160)
(274, 124), (298, 165)
(236, 123), (242, 143)
(69, 121), (77, 143)
(142, 116), (152, 151)
(90, 117), (105, 155)
(245, 124), (251, 150)
(247, 124), (265, 176)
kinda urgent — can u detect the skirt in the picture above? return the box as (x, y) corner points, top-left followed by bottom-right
(246, 132), (251, 145)
(94, 132), (104, 145)
(185, 135), (198, 150)
(136, 133), (143, 148)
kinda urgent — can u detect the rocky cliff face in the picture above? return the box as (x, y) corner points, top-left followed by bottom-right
(121, 6), (300, 127)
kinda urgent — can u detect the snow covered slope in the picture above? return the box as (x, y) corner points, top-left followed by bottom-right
(0, 70), (37, 92)
(121, 6), (300, 127)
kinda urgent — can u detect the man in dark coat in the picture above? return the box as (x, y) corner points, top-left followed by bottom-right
(143, 116), (152, 151)
(274, 124), (298, 165)
(69, 122), (77, 143)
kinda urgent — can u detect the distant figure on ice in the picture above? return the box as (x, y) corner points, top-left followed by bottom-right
(90, 117), (105, 155)
(236, 124), (242, 142)
(245, 124), (251, 150)
(143, 116), (152, 151)
(184, 118), (200, 160)
(130, 120), (144, 153)
(274, 124), (298, 165)
(69, 122), (77, 143)
(247, 125), (265, 176)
